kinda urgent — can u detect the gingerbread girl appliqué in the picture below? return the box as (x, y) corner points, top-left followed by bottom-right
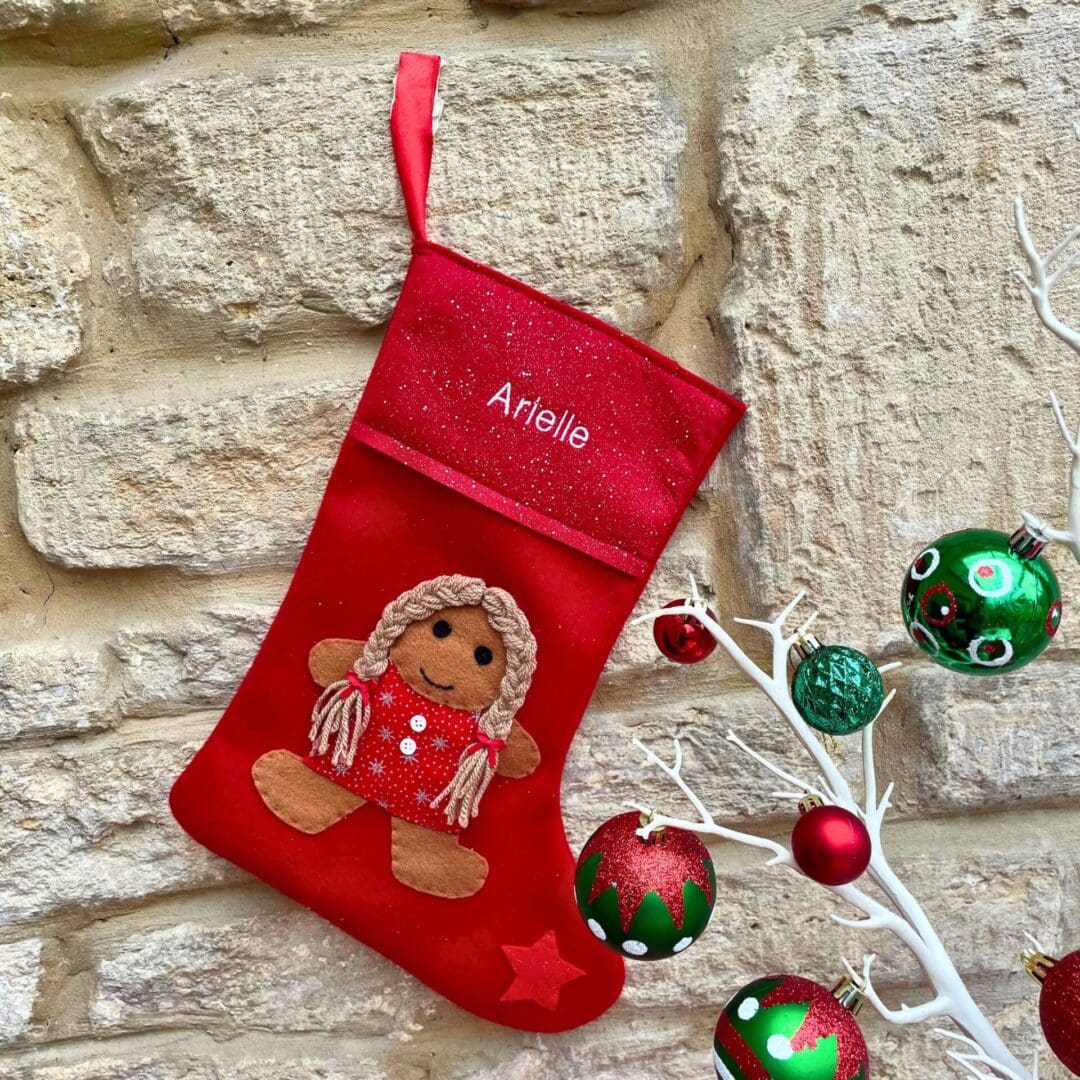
(252, 575), (538, 898)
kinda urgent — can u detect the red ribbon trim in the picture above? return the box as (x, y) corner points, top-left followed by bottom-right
(467, 730), (507, 768)
(341, 671), (370, 704)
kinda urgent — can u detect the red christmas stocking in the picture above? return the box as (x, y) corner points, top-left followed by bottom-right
(170, 52), (744, 1033)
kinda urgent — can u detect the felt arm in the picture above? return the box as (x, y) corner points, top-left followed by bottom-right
(308, 638), (365, 687)
(495, 722), (540, 778)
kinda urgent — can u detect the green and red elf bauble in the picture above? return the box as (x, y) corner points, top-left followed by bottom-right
(1025, 948), (1080, 1075)
(574, 811), (715, 960)
(713, 974), (869, 1080)
(902, 525), (1061, 675)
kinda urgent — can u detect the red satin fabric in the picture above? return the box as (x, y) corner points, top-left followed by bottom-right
(170, 52), (744, 1032)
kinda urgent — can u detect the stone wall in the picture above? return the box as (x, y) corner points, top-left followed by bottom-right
(1, 0), (1078, 1076)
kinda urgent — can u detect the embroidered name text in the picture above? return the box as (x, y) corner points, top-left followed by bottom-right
(486, 381), (590, 449)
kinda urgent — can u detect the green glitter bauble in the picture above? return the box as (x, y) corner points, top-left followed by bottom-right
(901, 529), (1061, 675)
(791, 646), (884, 736)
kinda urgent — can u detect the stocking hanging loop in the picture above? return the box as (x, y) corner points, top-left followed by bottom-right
(391, 52), (442, 243)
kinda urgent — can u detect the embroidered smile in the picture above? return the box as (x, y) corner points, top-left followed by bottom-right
(420, 667), (455, 691)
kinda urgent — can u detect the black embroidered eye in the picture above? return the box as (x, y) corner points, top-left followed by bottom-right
(432, 620), (451, 638)
(474, 645), (493, 666)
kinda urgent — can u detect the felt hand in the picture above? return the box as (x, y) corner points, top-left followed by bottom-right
(496, 721), (539, 779)
(307, 637), (539, 779)
(309, 637), (365, 687)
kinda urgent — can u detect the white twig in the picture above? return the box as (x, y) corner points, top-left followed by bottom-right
(936, 1030), (1040, 1080)
(1020, 392), (1080, 565)
(725, 729), (824, 801)
(627, 738), (793, 867)
(1014, 196), (1080, 356)
(632, 585), (1031, 1079)
(842, 954), (951, 1025)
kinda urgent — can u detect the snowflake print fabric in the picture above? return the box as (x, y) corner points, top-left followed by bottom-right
(306, 664), (478, 833)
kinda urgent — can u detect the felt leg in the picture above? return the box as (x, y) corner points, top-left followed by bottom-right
(390, 815), (489, 898)
(252, 749), (365, 834)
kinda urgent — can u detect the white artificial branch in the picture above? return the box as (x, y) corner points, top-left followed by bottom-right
(1013, 196), (1080, 357)
(626, 738), (793, 867)
(725, 729), (825, 802)
(842, 954), (951, 1025)
(632, 586), (1031, 1079)
(1020, 392), (1080, 565)
(936, 1031), (1040, 1080)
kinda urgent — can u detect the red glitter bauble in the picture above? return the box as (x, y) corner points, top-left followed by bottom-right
(791, 805), (872, 887)
(574, 812), (715, 960)
(1040, 950), (1080, 1075)
(653, 600), (718, 664)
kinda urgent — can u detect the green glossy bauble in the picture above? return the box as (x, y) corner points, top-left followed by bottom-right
(791, 646), (884, 736)
(574, 812), (715, 960)
(901, 529), (1061, 675)
(713, 975), (869, 1079)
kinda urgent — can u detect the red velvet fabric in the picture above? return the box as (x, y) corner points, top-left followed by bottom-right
(170, 52), (745, 1032)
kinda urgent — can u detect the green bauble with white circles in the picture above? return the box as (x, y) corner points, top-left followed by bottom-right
(901, 529), (1061, 675)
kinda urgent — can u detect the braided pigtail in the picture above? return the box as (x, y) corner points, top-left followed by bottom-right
(431, 586), (537, 828)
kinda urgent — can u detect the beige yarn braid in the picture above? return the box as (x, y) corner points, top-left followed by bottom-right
(309, 575), (537, 827)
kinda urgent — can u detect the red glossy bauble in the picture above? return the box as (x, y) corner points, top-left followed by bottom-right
(792, 804), (872, 886)
(653, 600), (717, 664)
(1040, 950), (1080, 1075)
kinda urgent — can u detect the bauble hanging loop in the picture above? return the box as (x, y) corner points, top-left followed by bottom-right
(902, 527), (1061, 674)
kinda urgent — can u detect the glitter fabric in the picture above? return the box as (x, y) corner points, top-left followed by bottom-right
(1040, 951), (1080, 1075)
(353, 242), (740, 577)
(171, 51), (744, 1034)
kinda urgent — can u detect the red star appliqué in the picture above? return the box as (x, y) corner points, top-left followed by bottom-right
(499, 930), (585, 1011)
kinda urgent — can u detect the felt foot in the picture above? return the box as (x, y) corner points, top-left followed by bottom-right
(252, 749), (365, 834)
(391, 816), (489, 898)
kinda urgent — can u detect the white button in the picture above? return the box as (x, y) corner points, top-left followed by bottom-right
(399, 737), (417, 756)
(409, 714), (427, 733)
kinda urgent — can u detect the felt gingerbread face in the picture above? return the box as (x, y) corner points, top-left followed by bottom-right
(389, 605), (508, 713)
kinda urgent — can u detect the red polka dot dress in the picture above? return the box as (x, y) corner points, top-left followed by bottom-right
(306, 664), (479, 833)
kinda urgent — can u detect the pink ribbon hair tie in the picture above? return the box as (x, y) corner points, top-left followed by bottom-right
(468, 730), (507, 767)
